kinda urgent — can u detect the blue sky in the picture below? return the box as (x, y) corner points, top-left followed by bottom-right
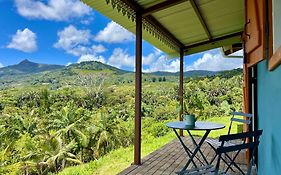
(0, 0), (243, 72)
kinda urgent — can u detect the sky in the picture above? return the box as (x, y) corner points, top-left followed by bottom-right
(0, 0), (243, 72)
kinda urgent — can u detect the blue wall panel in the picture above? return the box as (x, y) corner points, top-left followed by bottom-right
(258, 60), (281, 174)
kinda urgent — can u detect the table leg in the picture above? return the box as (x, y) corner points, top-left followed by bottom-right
(180, 130), (211, 172)
(187, 130), (210, 165)
(173, 129), (198, 168)
(173, 129), (205, 164)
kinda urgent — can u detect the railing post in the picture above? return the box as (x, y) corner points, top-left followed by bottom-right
(134, 12), (142, 165)
(179, 48), (184, 136)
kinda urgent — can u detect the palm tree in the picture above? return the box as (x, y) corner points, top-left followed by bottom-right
(91, 111), (123, 157)
(39, 133), (82, 173)
(47, 104), (90, 162)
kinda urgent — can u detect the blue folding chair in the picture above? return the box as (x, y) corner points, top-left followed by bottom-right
(206, 112), (253, 168)
(180, 130), (262, 175)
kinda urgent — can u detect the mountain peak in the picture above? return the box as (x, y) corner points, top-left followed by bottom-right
(68, 61), (129, 74)
(0, 59), (64, 77)
(19, 59), (32, 64)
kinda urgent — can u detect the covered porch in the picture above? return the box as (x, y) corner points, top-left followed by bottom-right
(82, 0), (245, 163)
(81, 0), (279, 174)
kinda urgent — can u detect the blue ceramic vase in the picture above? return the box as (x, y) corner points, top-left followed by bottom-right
(183, 114), (196, 126)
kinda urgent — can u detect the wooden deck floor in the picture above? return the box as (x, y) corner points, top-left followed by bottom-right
(118, 137), (246, 175)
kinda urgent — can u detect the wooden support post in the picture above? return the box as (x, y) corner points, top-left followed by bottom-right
(134, 12), (142, 165)
(243, 64), (251, 163)
(179, 48), (184, 136)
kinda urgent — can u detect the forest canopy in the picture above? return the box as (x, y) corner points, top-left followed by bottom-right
(0, 62), (242, 174)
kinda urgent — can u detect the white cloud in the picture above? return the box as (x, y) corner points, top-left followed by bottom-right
(7, 28), (37, 52)
(54, 26), (108, 60)
(144, 56), (180, 72)
(142, 48), (162, 66)
(95, 21), (134, 43)
(78, 54), (105, 64)
(106, 47), (176, 71)
(142, 53), (157, 65)
(108, 48), (134, 68)
(0, 63), (4, 68)
(143, 48), (242, 72)
(54, 26), (108, 63)
(15, 0), (91, 21)
(229, 49), (243, 57)
(92, 44), (106, 53)
(141, 47), (181, 72)
(186, 51), (243, 71)
(154, 47), (163, 55)
(68, 45), (91, 56)
(80, 17), (94, 25)
(54, 25), (91, 56)
(66, 62), (72, 66)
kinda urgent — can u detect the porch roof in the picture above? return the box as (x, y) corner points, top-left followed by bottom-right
(81, 0), (244, 56)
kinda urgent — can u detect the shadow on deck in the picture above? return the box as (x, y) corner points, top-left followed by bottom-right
(118, 137), (246, 175)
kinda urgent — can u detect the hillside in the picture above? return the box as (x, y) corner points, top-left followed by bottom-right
(149, 69), (242, 78)
(0, 60), (243, 78)
(67, 61), (129, 74)
(0, 59), (64, 77)
(0, 59), (243, 175)
(0, 60), (242, 89)
(149, 70), (218, 77)
(0, 70), (243, 175)
(0, 60), (131, 89)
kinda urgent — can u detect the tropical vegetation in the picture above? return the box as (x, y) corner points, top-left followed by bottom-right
(0, 60), (242, 174)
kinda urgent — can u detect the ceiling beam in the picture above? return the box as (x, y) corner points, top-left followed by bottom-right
(122, 0), (140, 12)
(142, 0), (187, 17)
(189, 0), (212, 40)
(121, 0), (184, 49)
(183, 32), (243, 54)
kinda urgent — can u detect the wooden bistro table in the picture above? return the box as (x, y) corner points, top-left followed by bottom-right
(166, 121), (225, 174)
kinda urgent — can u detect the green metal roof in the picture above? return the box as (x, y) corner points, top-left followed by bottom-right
(81, 0), (244, 57)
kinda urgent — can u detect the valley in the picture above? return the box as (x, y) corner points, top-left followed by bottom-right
(0, 60), (242, 175)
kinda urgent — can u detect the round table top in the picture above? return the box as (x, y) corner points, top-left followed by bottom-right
(166, 121), (225, 131)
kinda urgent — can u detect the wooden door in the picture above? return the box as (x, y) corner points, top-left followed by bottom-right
(244, 0), (266, 67)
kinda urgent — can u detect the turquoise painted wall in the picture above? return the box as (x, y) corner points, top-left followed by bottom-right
(258, 60), (281, 174)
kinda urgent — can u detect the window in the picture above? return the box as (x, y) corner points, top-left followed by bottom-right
(268, 0), (281, 71)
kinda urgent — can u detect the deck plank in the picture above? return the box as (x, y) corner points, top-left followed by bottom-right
(118, 137), (246, 175)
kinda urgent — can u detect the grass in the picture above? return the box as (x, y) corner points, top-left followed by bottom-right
(190, 116), (242, 138)
(56, 133), (175, 175)
(57, 116), (242, 175)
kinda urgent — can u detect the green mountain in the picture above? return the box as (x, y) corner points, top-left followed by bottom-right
(0, 59), (242, 89)
(216, 68), (243, 78)
(67, 61), (129, 74)
(149, 70), (218, 77)
(0, 59), (64, 77)
(0, 59), (242, 78)
(148, 69), (242, 78)
(0, 60), (133, 89)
